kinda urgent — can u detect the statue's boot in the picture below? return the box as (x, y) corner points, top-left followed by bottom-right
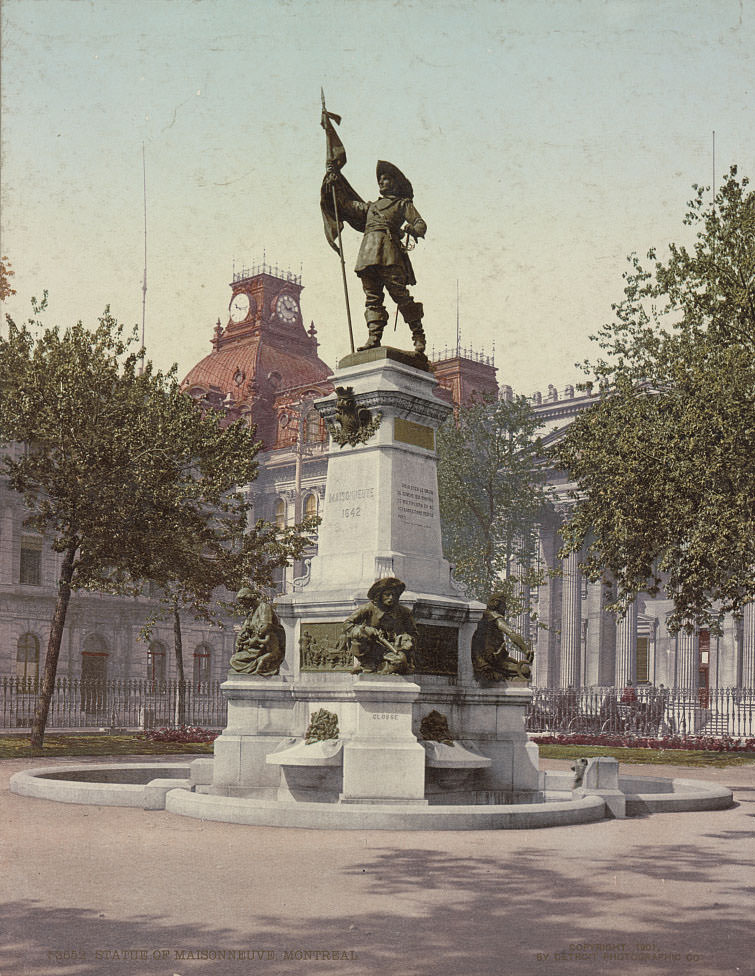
(358, 317), (385, 352)
(400, 301), (425, 355)
(410, 323), (427, 355)
(357, 333), (382, 352)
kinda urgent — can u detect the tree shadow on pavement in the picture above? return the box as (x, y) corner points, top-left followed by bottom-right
(4, 832), (751, 976)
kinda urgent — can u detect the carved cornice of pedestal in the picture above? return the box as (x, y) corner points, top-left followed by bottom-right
(316, 389), (451, 427)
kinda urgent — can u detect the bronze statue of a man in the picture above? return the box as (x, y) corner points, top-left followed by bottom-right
(339, 577), (418, 675)
(325, 161), (427, 355)
(471, 590), (534, 682)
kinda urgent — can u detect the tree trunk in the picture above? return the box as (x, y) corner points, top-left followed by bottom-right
(30, 543), (77, 750)
(173, 602), (186, 726)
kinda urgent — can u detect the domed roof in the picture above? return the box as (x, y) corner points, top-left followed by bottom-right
(182, 333), (331, 400)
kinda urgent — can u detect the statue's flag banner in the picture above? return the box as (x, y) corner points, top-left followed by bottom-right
(320, 103), (364, 254)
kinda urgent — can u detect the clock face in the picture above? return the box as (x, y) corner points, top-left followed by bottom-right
(276, 293), (298, 324)
(229, 292), (252, 324)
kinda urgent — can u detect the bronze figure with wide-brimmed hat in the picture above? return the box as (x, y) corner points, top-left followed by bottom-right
(339, 576), (418, 675)
(322, 151), (427, 357)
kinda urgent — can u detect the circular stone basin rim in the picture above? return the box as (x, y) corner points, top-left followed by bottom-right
(9, 762), (734, 829)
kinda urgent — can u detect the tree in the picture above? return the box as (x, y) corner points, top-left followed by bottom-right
(0, 304), (312, 746)
(436, 394), (549, 606)
(556, 167), (755, 632)
(140, 515), (314, 724)
(0, 257), (16, 301)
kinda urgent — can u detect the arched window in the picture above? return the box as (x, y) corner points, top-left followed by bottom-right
(274, 498), (286, 529)
(193, 644), (212, 685)
(17, 634), (39, 683)
(147, 641), (167, 682)
(305, 409), (320, 443)
(303, 493), (318, 519)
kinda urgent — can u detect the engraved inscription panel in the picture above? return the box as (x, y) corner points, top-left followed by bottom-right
(327, 486), (375, 524)
(397, 482), (435, 524)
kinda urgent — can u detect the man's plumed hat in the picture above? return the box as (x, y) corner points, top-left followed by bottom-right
(367, 576), (407, 602)
(376, 160), (413, 199)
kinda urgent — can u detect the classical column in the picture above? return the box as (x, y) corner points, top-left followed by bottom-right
(584, 580), (603, 686)
(614, 601), (637, 687)
(677, 629), (698, 690)
(741, 604), (755, 688)
(560, 551), (581, 688)
(532, 519), (560, 687)
(0, 501), (15, 584)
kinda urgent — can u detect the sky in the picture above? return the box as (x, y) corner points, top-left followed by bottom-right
(1, 0), (753, 397)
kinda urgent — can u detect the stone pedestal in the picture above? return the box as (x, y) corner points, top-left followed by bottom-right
(211, 676), (295, 797)
(306, 348), (457, 598)
(574, 756), (626, 818)
(211, 347), (542, 808)
(340, 677), (426, 803)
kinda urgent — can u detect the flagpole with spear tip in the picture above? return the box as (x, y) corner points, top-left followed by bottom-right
(321, 89), (355, 353)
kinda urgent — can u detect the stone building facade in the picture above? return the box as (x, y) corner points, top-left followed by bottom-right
(526, 385), (754, 692)
(0, 441), (236, 688)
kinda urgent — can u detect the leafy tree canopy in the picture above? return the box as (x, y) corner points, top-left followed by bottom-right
(0, 302), (314, 743)
(0, 257), (15, 301)
(556, 167), (755, 632)
(437, 394), (548, 606)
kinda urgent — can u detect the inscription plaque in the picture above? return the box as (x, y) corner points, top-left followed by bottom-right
(394, 417), (435, 450)
(397, 482), (435, 522)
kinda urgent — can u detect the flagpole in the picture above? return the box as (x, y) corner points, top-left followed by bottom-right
(321, 90), (355, 353)
(332, 182), (355, 353)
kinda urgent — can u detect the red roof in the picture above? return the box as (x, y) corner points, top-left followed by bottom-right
(182, 334), (331, 399)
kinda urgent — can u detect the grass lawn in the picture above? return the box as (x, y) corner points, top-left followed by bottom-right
(0, 734), (215, 760)
(537, 743), (755, 767)
(1, 734), (753, 767)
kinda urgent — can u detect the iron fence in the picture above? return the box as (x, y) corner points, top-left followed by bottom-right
(526, 685), (755, 738)
(3, 676), (753, 739)
(0, 676), (227, 730)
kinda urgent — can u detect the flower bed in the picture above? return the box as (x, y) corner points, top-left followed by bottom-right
(140, 725), (219, 744)
(532, 732), (755, 753)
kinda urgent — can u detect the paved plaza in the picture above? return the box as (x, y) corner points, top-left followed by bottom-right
(2, 757), (753, 976)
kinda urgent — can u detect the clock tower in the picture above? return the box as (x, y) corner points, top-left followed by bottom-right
(181, 261), (332, 447)
(221, 261), (304, 347)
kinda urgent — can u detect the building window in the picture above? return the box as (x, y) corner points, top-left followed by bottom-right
(274, 499), (286, 529)
(698, 630), (710, 707)
(17, 633), (39, 683)
(272, 565), (285, 594)
(147, 641), (166, 682)
(193, 645), (211, 685)
(636, 637), (649, 684)
(303, 493), (317, 519)
(304, 409), (320, 443)
(20, 535), (43, 585)
(81, 634), (108, 713)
